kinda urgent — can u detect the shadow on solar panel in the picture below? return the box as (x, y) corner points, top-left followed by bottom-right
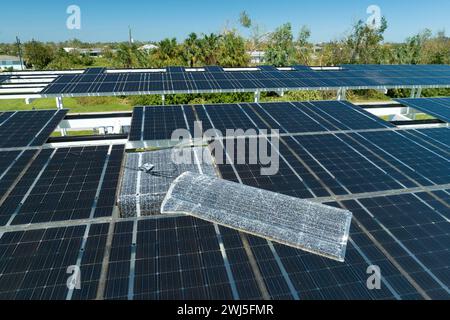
(161, 172), (353, 262)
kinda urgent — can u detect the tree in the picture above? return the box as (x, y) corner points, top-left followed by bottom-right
(239, 11), (252, 28)
(114, 43), (148, 68)
(183, 33), (202, 67)
(217, 30), (249, 67)
(24, 40), (54, 69)
(393, 30), (431, 64)
(296, 26), (312, 65)
(265, 23), (297, 66)
(346, 17), (388, 64)
(200, 33), (222, 65)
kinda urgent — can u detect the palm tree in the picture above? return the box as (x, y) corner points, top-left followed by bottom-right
(183, 33), (202, 67)
(201, 33), (221, 65)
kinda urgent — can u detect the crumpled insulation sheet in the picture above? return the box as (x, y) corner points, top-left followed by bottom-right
(161, 172), (353, 262)
(118, 147), (216, 217)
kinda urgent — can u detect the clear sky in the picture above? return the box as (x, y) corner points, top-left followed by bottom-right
(1, 0), (449, 43)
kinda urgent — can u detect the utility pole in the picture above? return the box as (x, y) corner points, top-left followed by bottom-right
(128, 26), (133, 46)
(16, 36), (24, 70)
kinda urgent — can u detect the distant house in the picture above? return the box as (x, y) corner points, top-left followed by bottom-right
(0, 55), (25, 70)
(139, 44), (159, 52)
(63, 47), (105, 57)
(248, 51), (265, 64)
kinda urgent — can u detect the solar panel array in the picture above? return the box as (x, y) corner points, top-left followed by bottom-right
(1, 97), (449, 300)
(0, 145), (124, 227)
(129, 101), (393, 142)
(35, 64), (450, 97)
(395, 97), (450, 123)
(0, 110), (68, 148)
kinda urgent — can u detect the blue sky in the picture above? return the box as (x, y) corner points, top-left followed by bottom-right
(1, 0), (449, 43)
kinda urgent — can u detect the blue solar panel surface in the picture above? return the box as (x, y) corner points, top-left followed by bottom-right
(0, 110), (67, 148)
(41, 65), (450, 96)
(395, 98), (450, 123)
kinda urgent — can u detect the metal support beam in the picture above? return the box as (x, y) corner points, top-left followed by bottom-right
(410, 87), (423, 98)
(161, 94), (165, 106)
(337, 88), (347, 101)
(56, 96), (64, 110)
(254, 91), (261, 103)
(276, 90), (284, 97)
(25, 98), (35, 105)
(416, 87), (422, 98)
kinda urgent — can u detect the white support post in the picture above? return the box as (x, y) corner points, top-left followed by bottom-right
(25, 98), (35, 105)
(337, 88), (347, 101)
(56, 96), (64, 110)
(161, 94), (165, 106)
(276, 90), (284, 97)
(416, 87), (422, 98)
(59, 126), (67, 137)
(254, 91), (261, 103)
(410, 88), (417, 98)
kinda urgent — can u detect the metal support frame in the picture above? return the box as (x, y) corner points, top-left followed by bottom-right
(56, 96), (64, 110)
(161, 94), (165, 106)
(410, 87), (423, 99)
(337, 88), (347, 101)
(276, 90), (284, 97)
(25, 98), (35, 105)
(254, 91), (261, 103)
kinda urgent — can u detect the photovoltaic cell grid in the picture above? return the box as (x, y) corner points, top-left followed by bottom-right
(41, 65), (450, 96)
(129, 101), (393, 142)
(400, 128), (450, 154)
(350, 130), (450, 186)
(101, 216), (396, 300)
(0, 150), (36, 197)
(129, 106), (194, 141)
(0, 223), (109, 300)
(214, 142), (450, 299)
(0, 145), (124, 226)
(0, 110), (68, 148)
(395, 98), (450, 123)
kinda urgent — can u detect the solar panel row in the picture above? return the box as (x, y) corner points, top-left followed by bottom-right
(128, 101), (393, 142)
(0, 223), (109, 300)
(395, 98), (450, 123)
(0, 145), (124, 226)
(0, 150), (36, 198)
(41, 65), (450, 96)
(101, 216), (401, 300)
(1, 184), (448, 301)
(214, 140), (450, 299)
(0, 110), (68, 148)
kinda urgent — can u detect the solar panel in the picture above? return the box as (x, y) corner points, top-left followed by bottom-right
(0, 110), (67, 148)
(128, 101), (393, 143)
(350, 131), (450, 186)
(101, 187), (450, 300)
(40, 65), (450, 97)
(395, 98), (450, 123)
(0, 145), (124, 226)
(0, 150), (36, 197)
(342, 193), (450, 299)
(400, 128), (450, 154)
(129, 106), (193, 141)
(84, 68), (107, 75)
(0, 223), (109, 300)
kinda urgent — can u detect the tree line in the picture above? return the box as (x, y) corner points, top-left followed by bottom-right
(0, 12), (449, 71)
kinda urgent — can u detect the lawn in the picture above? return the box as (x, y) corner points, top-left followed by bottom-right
(0, 97), (132, 113)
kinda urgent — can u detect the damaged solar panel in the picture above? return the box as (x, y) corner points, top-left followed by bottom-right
(161, 172), (353, 262)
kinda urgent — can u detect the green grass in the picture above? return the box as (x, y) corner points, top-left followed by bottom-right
(51, 129), (99, 137)
(0, 97), (132, 113)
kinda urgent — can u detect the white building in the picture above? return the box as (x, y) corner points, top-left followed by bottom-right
(248, 51), (265, 65)
(63, 48), (105, 57)
(139, 44), (159, 52)
(0, 55), (25, 70)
